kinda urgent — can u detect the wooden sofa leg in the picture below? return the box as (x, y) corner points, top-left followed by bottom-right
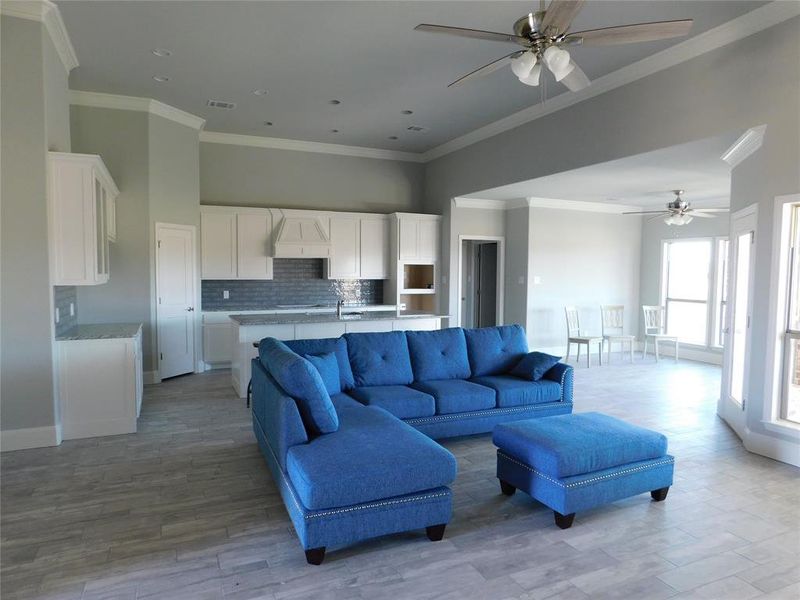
(499, 480), (516, 496)
(554, 511), (575, 529)
(426, 524), (446, 541)
(651, 487), (670, 502)
(305, 547), (326, 565)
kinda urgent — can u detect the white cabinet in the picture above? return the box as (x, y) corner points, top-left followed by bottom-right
(106, 186), (117, 243)
(201, 207), (273, 280)
(419, 219), (440, 262)
(56, 327), (143, 439)
(328, 216), (361, 279)
(202, 315), (235, 367)
(399, 217), (419, 261)
(48, 152), (119, 286)
(360, 218), (390, 279)
(396, 214), (441, 263)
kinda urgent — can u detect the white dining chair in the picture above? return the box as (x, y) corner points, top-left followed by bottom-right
(600, 305), (635, 363)
(565, 306), (603, 368)
(642, 305), (679, 362)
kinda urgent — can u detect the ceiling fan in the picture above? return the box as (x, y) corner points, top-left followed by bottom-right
(415, 0), (693, 90)
(623, 190), (729, 226)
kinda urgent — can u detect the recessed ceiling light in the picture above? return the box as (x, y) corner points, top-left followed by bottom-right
(388, 136), (399, 140)
(263, 121), (273, 126)
(329, 100), (341, 105)
(151, 48), (172, 57)
(401, 110), (413, 115)
(253, 89), (268, 96)
(152, 75), (171, 83)
(330, 129), (339, 133)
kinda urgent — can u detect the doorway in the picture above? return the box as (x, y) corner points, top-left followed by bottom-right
(459, 237), (504, 328)
(155, 223), (197, 380)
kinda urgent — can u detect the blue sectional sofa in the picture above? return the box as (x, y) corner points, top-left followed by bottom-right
(250, 324), (574, 563)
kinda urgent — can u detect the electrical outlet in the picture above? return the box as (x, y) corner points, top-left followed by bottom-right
(55, 307), (60, 323)
(517, 276), (525, 285)
(69, 302), (75, 316)
(533, 276), (542, 285)
(441, 275), (447, 285)
(399, 303), (407, 311)
(223, 290), (230, 300)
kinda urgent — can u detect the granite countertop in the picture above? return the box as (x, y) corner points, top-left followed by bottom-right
(230, 311), (449, 326)
(56, 323), (143, 341)
(202, 304), (397, 314)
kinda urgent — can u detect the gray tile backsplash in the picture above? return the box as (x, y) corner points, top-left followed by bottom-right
(54, 286), (78, 336)
(202, 259), (384, 311)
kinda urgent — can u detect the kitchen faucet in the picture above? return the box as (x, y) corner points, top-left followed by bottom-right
(336, 299), (344, 319)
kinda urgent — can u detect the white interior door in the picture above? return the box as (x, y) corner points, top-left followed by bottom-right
(719, 206), (757, 435)
(156, 223), (196, 379)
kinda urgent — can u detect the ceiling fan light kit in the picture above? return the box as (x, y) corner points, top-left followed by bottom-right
(623, 190), (729, 226)
(415, 0), (693, 92)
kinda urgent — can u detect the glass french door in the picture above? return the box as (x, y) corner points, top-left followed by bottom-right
(719, 206), (757, 435)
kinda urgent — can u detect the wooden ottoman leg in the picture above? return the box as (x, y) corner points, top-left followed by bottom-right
(651, 487), (670, 502)
(426, 524), (446, 541)
(499, 480), (516, 496)
(554, 511), (575, 529)
(305, 547), (326, 565)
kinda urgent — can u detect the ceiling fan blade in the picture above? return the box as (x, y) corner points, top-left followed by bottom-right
(647, 214), (668, 222)
(415, 24), (528, 45)
(541, 0), (585, 36)
(564, 19), (693, 46)
(688, 212), (716, 218)
(448, 51), (524, 87)
(560, 60), (590, 91)
(623, 210), (667, 215)
(693, 208), (729, 213)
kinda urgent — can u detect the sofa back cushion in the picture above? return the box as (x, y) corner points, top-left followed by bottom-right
(304, 352), (341, 395)
(344, 331), (414, 387)
(259, 337), (339, 435)
(406, 328), (471, 381)
(464, 325), (529, 377)
(285, 337), (355, 390)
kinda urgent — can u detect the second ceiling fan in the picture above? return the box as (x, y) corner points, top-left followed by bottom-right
(415, 0), (693, 90)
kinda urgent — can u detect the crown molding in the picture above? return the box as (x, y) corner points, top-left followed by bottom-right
(1, 0), (79, 72)
(199, 131), (425, 163)
(528, 197), (641, 214)
(69, 90), (206, 130)
(421, 1), (800, 162)
(452, 197), (510, 210)
(721, 124), (767, 167)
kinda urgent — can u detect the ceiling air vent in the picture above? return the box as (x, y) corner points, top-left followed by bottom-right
(206, 99), (236, 110)
(406, 125), (429, 133)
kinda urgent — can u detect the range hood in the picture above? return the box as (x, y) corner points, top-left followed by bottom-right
(273, 216), (331, 258)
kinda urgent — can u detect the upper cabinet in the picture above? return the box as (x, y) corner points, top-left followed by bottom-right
(360, 217), (390, 279)
(396, 214), (441, 263)
(48, 152), (119, 286)
(201, 206), (273, 280)
(327, 215), (390, 280)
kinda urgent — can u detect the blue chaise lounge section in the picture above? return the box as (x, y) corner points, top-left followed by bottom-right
(251, 324), (573, 563)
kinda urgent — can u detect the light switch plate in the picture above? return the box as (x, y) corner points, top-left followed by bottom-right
(55, 307), (60, 323)
(533, 276), (542, 285)
(517, 276), (525, 285)
(223, 290), (230, 300)
(69, 302), (75, 316)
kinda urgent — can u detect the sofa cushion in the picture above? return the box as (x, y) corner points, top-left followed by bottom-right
(349, 385), (435, 419)
(287, 405), (458, 510)
(470, 375), (561, 407)
(406, 328), (471, 381)
(492, 412), (668, 478)
(258, 338), (338, 435)
(510, 352), (561, 382)
(411, 379), (496, 415)
(285, 337), (355, 390)
(345, 331), (414, 387)
(330, 392), (362, 413)
(304, 352), (341, 395)
(464, 325), (528, 377)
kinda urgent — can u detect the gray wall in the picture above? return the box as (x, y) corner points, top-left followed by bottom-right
(1, 16), (70, 434)
(426, 18), (800, 444)
(504, 206), (530, 332)
(200, 142), (425, 213)
(528, 208), (642, 354)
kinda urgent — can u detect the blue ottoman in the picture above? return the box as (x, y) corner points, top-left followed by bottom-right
(493, 412), (674, 529)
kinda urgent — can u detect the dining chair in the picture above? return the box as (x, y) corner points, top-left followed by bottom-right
(642, 305), (679, 362)
(600, 305), (636, 363)
(565, 306), (603, 368)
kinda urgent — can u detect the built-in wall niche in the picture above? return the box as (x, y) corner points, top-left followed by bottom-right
(402, 264), (435, 293)
(400, 293), (436, 313)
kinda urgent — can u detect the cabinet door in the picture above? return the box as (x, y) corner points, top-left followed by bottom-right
(398, 217), (419, 261)
(201, 211), (237, 279)
(106, 188), (117, 242)
(328, 217), (360, 279)
(360, 219), (389, 279)
(94, 177), (109, 283)
(237, 212), (273, 280)
(419, 219), (439, 263)
(203, 323), (234, 364)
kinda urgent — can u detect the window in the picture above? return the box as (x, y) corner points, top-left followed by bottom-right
(782, 205), (800, 424)
(662, 240), (712, 345)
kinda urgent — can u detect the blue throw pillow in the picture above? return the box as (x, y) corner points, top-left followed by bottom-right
(511, 352), (561, 381)
(304, 352), (341, 395)
(259, 338), (339, 435)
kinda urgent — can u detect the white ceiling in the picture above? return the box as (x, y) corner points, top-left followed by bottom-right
(464, 132), (740, 207)
(57, 1), (766, 153)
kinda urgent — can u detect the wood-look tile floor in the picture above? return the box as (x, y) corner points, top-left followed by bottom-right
(2, 359), (799, 600)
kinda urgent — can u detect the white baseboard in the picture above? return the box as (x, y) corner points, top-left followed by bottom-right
(1, 425), (62, 451)
(144, 370), (160, 385)
(62, 418), (136, 440)
(742, 426), (800, 467)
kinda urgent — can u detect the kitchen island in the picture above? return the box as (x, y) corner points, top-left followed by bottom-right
(229, 310), (448, 398)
